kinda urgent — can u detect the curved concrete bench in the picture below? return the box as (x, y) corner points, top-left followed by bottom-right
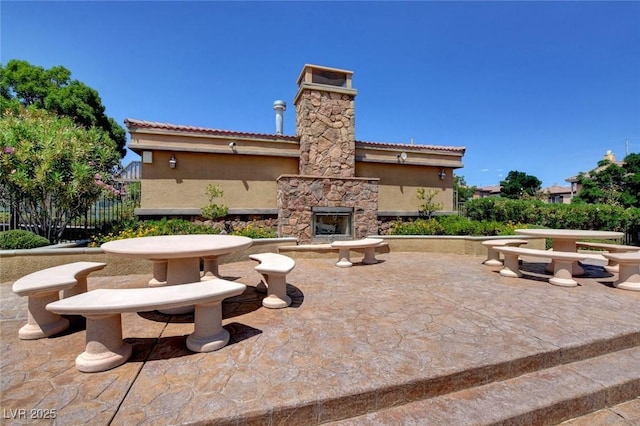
(331, 238), (384, 268)
(12, 262), (107, 340)
(602, 252), (640, 292)
(576, 242), (640, 273)
(46, 279), (246, 373)
(249, 253), (296, 309)
(495, 246), (606, 287)
(482, 239), (529, 266)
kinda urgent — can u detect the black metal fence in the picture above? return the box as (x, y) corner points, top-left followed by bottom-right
(625, 224), (640, 246)
(0, 192), (140, 242)
(2, 194), (638, 246)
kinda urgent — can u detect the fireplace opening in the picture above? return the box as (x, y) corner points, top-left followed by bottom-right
(312, 207), (353, 241)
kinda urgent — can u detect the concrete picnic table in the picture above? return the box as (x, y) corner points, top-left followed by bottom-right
(101, 235), (252, 313)
(514, 229), (624, 275)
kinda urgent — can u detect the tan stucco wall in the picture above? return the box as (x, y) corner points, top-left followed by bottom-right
(357, 163), (454, 212)
(141, 152), (298, 209)
(141, 151), (455, 213)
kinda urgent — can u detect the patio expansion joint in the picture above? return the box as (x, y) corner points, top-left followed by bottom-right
(111, 320), (169, 424)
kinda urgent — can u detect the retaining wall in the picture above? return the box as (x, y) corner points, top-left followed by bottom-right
(0, 238), (298, 282)
(1, 236), (544, 282)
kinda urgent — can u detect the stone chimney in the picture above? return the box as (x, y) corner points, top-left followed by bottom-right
(293, 64), (357, 178)
(277, 65), (378, 243)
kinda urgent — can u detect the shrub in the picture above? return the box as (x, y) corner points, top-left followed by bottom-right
(390, 218), (443, 235)
(90, 218), (221, 246)
(231, 224), (277, 238)
(0, 230), (50, 249)
(201, 184), (229, 220)
(0, 107), (120, 243)
(416, 188), (443, 218)
(389, 216), (522, 236)
(464, 198), (639, 233)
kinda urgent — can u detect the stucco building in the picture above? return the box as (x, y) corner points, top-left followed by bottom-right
(126, 64), (466, 243)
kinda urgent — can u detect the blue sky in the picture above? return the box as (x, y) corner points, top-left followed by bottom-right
(2, 1), (639, 188)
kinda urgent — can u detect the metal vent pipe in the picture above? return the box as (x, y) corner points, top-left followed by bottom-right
(273, 100), (286, 135)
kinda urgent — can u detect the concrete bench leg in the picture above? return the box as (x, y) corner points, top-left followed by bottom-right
(484, 247), (503, 267)
(20, 292), (70, 340)
(187, 301), (230, 352)
(62, 271), (96, 299)
(499, 254), (522, 278)
(336, 248), (352, 268)
(159, 258), (201, 315)
(260, 273), (291, 309)
(76, 313), (132, 373)
(201, 255), (220, 280)
(362, 247), (379, 265)
(549, 259), (578, 287)
(615, 264), (640, 292)
(148, 260), (168, 287)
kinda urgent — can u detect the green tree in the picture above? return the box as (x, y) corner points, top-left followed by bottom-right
(573, 153), (640, 207)
(0, 107), (121, 242)
(499, 170), (542, 199)
(416, 188), (443, 218)
(0, 59), (126, 157)
(201, 184), (229, 220)
(454, 174), (476, 202)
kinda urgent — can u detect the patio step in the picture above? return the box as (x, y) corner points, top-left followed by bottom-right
(327, 345), (640, 425)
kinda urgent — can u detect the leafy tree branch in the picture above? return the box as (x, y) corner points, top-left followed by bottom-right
(0, 107), (120, 242)
(0, 59), (126, 157)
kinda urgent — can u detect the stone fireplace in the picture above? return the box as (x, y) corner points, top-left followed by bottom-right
(277, 65), (379, 244)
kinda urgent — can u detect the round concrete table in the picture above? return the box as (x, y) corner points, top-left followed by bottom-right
(102, 235), (252, 313)
(515, 229), (624, 275)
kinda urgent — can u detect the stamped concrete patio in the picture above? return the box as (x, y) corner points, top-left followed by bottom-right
(1, 251), (639, 425)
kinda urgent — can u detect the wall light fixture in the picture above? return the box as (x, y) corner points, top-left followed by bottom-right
(438, 168), (446, 180)
(169, 154), (177, 169)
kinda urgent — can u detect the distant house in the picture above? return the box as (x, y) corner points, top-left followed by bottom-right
(565, 150), (626, 197)
(113, 160), (141, 199)
(473, 151), (626, 204)
(473, 185), (501, 199)
(545, 185), (573, 204)
(115, 161), (141, 182)
(473, 184), (572, 203)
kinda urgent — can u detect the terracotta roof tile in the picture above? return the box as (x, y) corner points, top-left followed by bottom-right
(355, 139), (466, 154)
(476, 185), (502, 193)
(124, 118), (466, 153)
(545, 185), (572, 194)
(124, 118), (299, 141)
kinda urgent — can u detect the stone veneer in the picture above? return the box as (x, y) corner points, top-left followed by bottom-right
(277, 64), (379, 243)
(277, 175), (379, 244)
(295, 90), (356, 178)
